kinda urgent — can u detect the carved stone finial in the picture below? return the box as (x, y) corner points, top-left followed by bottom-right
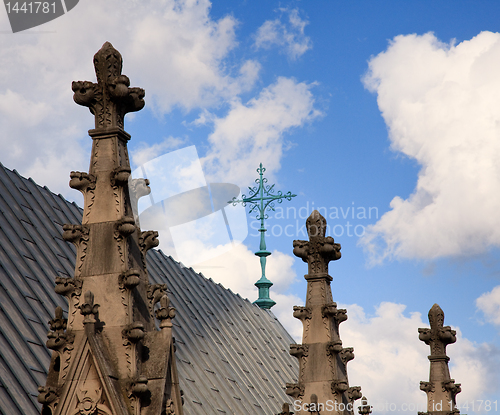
(290, 344), (309, 359)
(339, 347), (355, 365)
(418, 304), (461, 415)
(80, 290), (99, 324)
(293, 306), (312, 321)
(110, 166), (131, 187)
(129, 178), (151, 226)
(72, 41), (145, 131)
(289, 210), (360, 414)
(418, 303), (456, 358)
(358, 397), (372, 415)
(277, 402), (293, 415)
(46, 306), (69, 350)
(293, 210), (341, 277)
(148, 284), (167, 306)
(129, 178), (151, 200)
(156, 294), (176, 330)
(49, 306), (66, 330)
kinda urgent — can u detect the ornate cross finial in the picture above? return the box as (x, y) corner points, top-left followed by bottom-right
(293, 210), (341, 278)
(418, 303), (457, 358)
(156, 293), (177, 330)
(229, 163), (296, 309)
(286, 211), (361, 415)
(418, 304), (461, 415)
(39, 42), (184, 415)
(72, 42), (145, 131)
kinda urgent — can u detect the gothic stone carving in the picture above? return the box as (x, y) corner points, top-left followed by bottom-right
(418, 304), (461, 414)
(80, 291), (100, 324)
(293, 210), (341, 276)
(155, 294), (176, 327)
(46, 306), (72, 351)
(286, 382), (304, 399)
(72, 42), (145, 130)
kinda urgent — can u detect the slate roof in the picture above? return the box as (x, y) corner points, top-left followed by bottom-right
(0, 162), (298, 415)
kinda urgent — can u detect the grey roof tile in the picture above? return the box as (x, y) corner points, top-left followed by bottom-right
(0, 162), (298, 415)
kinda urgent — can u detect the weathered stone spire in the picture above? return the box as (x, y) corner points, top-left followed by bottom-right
(38, 42), (183, 415)
(418, 304), (461, 415)
(283, 210), (362, 414)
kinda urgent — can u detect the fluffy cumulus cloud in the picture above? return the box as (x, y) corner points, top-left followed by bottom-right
(0, 0), (259, 197)
(477, 285), (500, 326)
(131, 136), (187, 168)
(183, 243), (303, 339)
(254, 7), (312, 60)
(202, 76), (321, 186)
(360, 31), (500, 262)
(340, 302), (499, 414)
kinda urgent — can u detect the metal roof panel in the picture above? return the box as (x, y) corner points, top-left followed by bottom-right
(0, 163), (298, 415)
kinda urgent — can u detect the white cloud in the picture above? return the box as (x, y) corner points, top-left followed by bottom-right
(131, 136), (186, 168)
(202, 76), (321, 186)
(477, 285), (500, 325)
(271, 291), (304, 341)
(254, 8), (312, 60)
(189, 243), (297, 298)
(0, 0), (260, 198)
(126, 3), (259, 113)
(187, 243), (303, 339)
(338, 302), (499, 413)
(360, 31), (500, 263)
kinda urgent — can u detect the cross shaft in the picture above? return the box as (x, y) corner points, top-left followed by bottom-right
(229, 163), (296, 309)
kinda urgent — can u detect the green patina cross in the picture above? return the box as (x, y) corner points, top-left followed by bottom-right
(229, 163), (296, 309)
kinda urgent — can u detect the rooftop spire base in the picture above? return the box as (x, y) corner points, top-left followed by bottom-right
(418, 304), (461, 415)
(39, 42), (183, 415)
(285, 210), (361, 415)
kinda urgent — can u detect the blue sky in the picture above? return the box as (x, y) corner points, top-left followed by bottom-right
(1, 0), (500, 412)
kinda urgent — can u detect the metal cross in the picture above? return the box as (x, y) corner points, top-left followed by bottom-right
(229, 163), (296, 309)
